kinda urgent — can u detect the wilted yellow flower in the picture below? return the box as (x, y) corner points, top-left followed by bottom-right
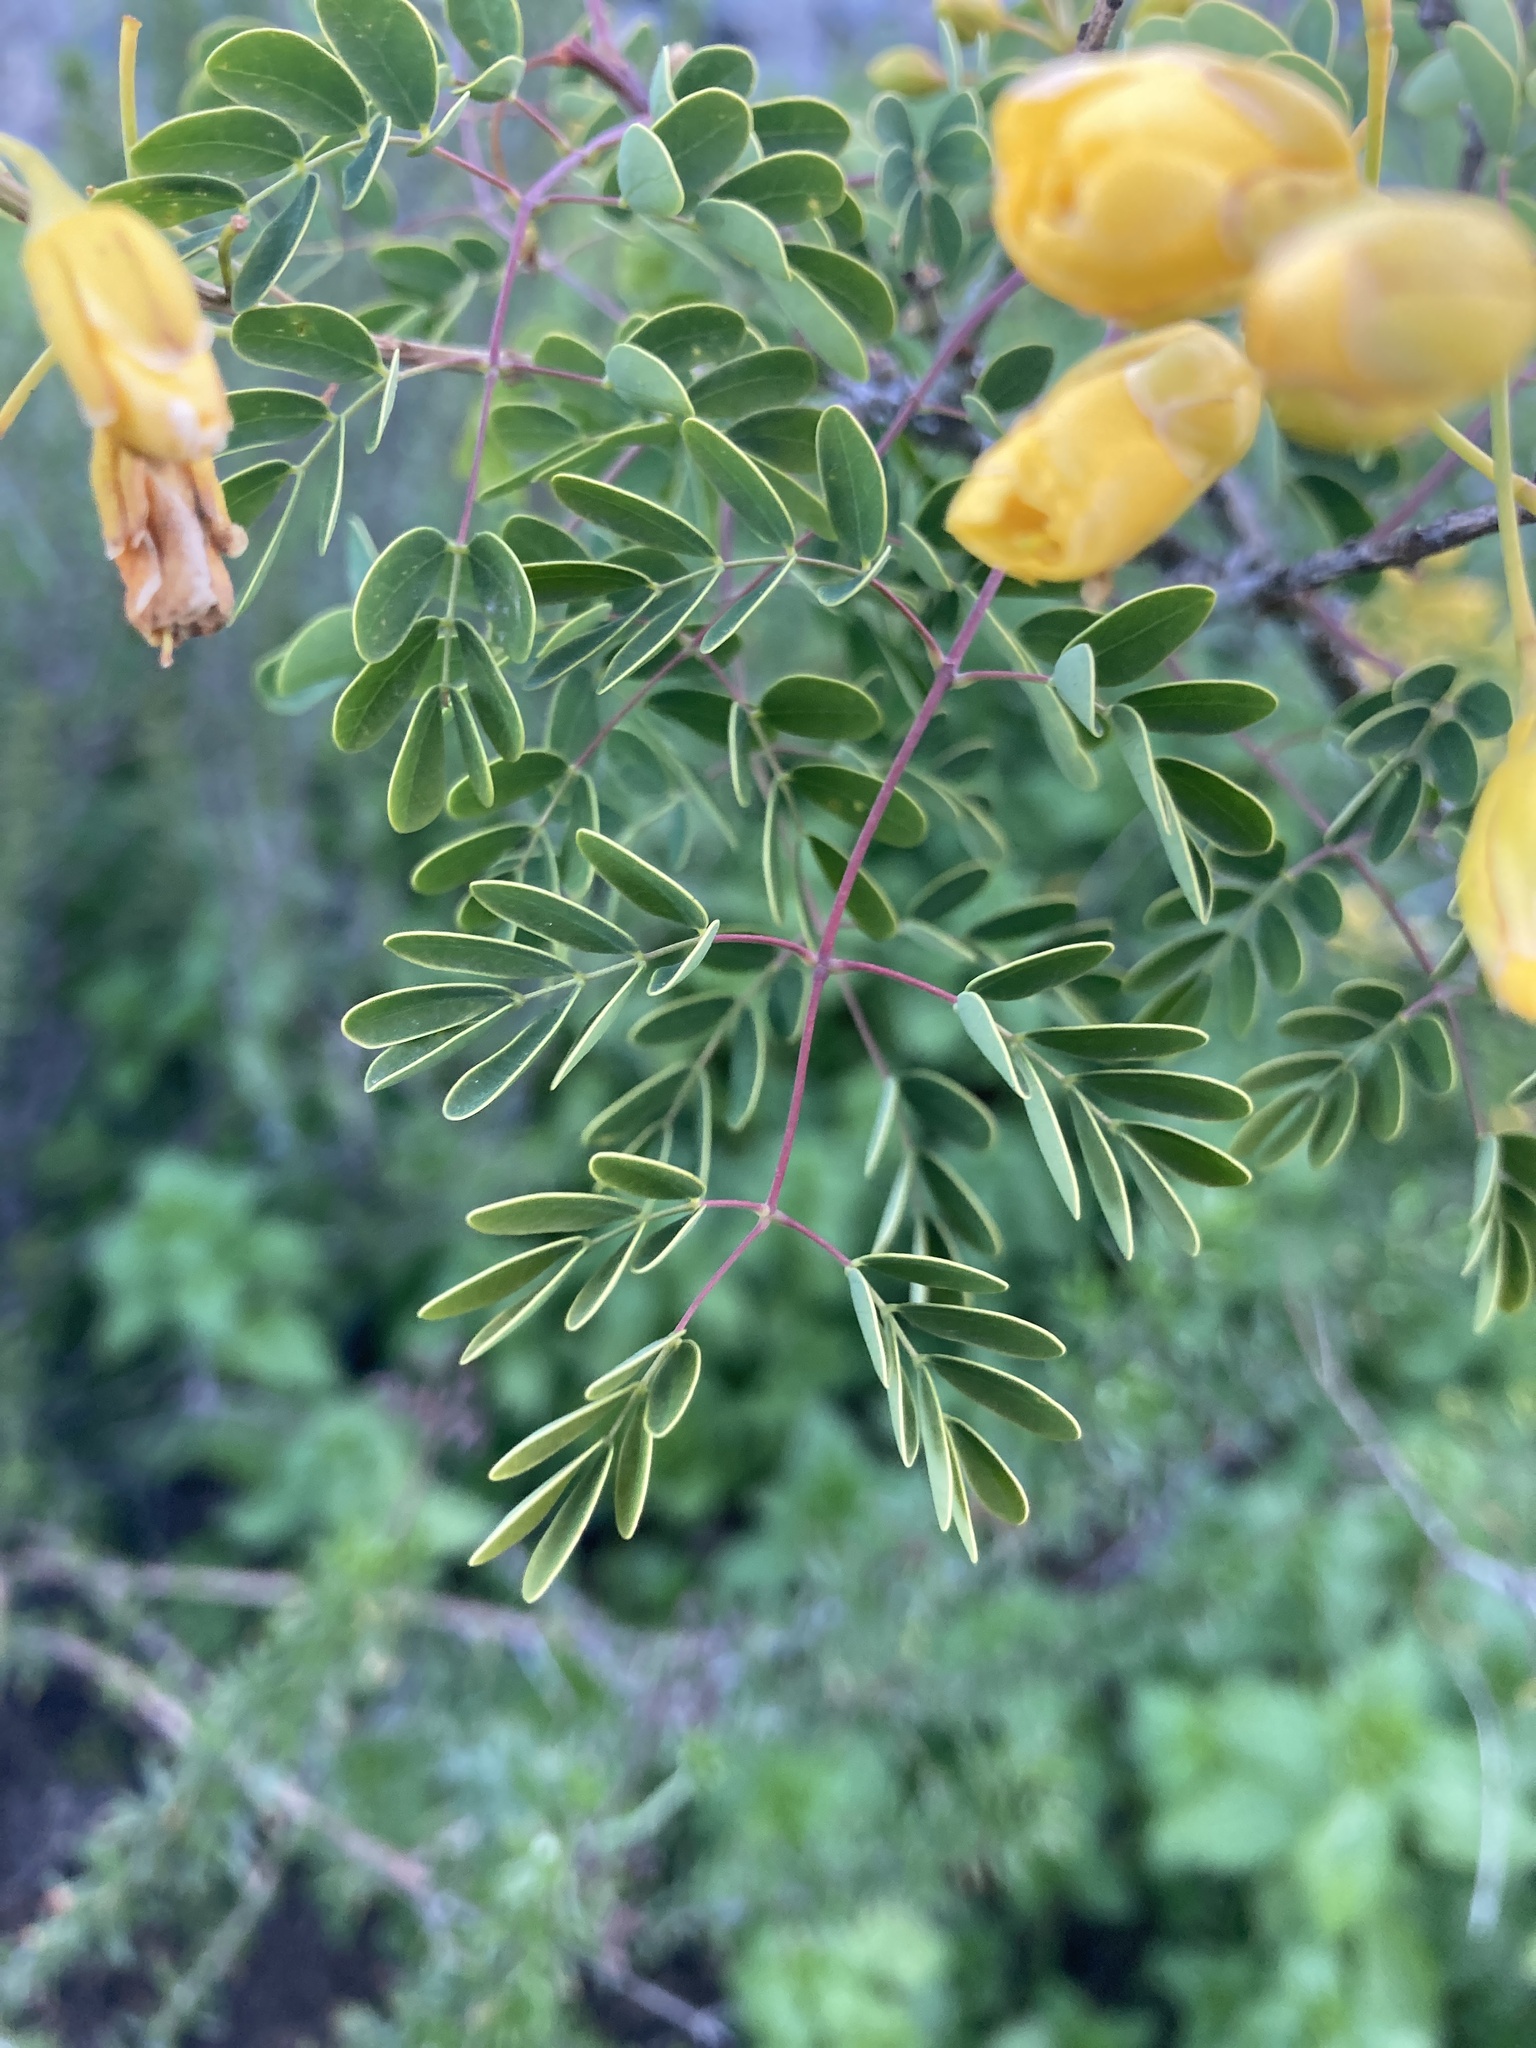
(945, 322), (1262, 583)
(1458, 717), (1536, 1021)
(991, 49), (1357, 325)
(1, 137), (245, 660)
(935, 0), (1012, 39)
(1243, 194), (1536, 451)
(866, 45), (948, 96)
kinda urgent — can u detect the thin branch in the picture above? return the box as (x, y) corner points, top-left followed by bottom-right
(9, 1623), (454, 1912)
(1078, 0), (1128, 48)
(1223, 499), (1530, 608)
(874, 270), (1024, 456)
(1299, 1306), (1536, 1617)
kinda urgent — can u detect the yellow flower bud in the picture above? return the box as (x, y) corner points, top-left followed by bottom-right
(1243, 195), (1536, 452)
(991, 50), (1358, 325)
(90, 433), (247, 666)
(935, 0), (1012, 40)
(866, 46), (949, 97)
(1457, 718), (1536, 1022)
(945, 322), (1262, 584)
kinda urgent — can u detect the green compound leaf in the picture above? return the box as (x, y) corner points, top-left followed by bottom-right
(91, 174), (245, 226)
(418, 1238), (581, 1321)
(694, 196), (791, 279)
(807, 836), (899, 941)
(466, 531), (535, 664)
(341, 982), (508, 1048)
(588, 1152), (704, 1200)
(469, 1442), (604, 1566)
(949, 1416), (1032, 1528)
(715, 149), (846, 222)
(447, 0), (523, 69)
(315, 0), (440, 129)
(1158, 759), (1276, 856)
(693, 349), (816, 421)
(231, 174), (319, 313)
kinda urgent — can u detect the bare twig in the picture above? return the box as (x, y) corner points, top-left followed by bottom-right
(9, 1623), (455, 1913)
(1222, 499), (1531, 608)
(588, 1961), (737, 2047)
(1299, 1306), (1536, 1617)
(1078, 0), (1127, 48)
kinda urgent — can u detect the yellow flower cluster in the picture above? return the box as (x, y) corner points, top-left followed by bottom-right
(948, 49), (1536, 586)
(943, 47), (1536, 1026)
(3, 141), (245, 664)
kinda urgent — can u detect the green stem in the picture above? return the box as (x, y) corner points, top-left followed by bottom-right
(118, 16), (141, 167)
(1490, 379), (1536, 716)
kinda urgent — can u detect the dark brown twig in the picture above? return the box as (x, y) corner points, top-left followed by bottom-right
(1222, 499), (1531, 608)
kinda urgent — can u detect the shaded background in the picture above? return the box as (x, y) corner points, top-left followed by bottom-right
(3, 4), (1536, 2046)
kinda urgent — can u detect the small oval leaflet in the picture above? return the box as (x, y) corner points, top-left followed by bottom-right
(315, 0), (440, 129)
(471, 880), (634, 954)
(341, 982), (507, 1048)
(353, 527), (451, 663)
(206, 28), (370, 133)
(789, 764), (926, 847)
(966, 941), (1114, 1003)
(331, 621), (437, 753)
(232, 302), (383, 383)
(617, 122), (685, 217)
(469, 1443), (603, 1566)
(466, 1190), (638, 1236)
(1069, 585), (1217, 688)
(131, 107), (304, 183)
(949, 1418), (1030, 1526)
(759, 674), (882, 741)
(418, 1239), (581, 1321)
(588, 1152), (705, 1200)
(645, 1339), (703, 1437)
(652, 88), (753, 197)
(928, 1355), (1081, 1440)
(575, 829), (708, 928)
(816, 405), (887, 567)
(856, 1253), (1008, 1296)
(386, 692), (447, 834)
(92, 173), (245, 226)
(1120, 680), (1278, 733)
(894, 1302), (1066, 1360)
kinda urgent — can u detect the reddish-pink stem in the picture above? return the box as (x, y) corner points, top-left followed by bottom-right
(875, 272), (1026, 456)
(832, 959), (954, 1002)
(766, 569), (1006, 1210)
(434, 145), (517, 195)
(674, 1219), (768, 1331)
(869, 580), (943, 662)
(456, 121), (632, 545)
(959, 667), (1049, 684)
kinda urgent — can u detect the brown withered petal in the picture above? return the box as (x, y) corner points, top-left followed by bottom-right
(91, 434), (247, 666)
